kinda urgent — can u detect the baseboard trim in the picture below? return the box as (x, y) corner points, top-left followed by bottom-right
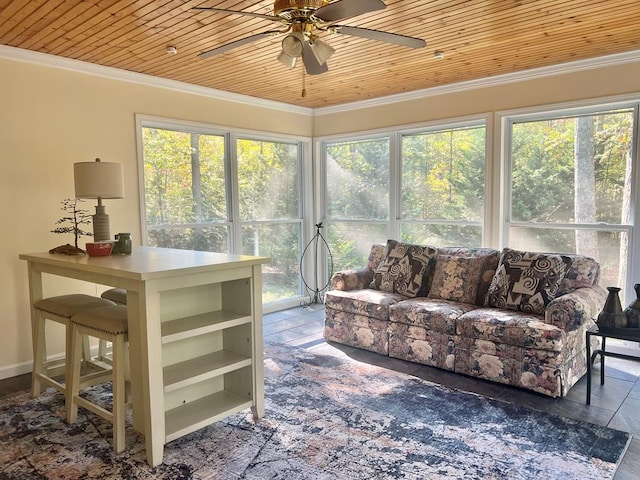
(0, 360), (35, 381)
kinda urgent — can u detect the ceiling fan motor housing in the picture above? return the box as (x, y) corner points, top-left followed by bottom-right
(274, 0), (328, 17)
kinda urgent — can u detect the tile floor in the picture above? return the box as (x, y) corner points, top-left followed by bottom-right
(1, 304), (638, 478)
(263, 304), (640, 480)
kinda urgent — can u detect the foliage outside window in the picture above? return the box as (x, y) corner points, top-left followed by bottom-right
(324, 137), (390, 270)
(507, 108), (634, 296)
(143, 128), (229, 251)
(237, 138), (302, 301)
(322, 123), (486, 271)
(400, 125), (485, 246)
(141, 124), (304, 303)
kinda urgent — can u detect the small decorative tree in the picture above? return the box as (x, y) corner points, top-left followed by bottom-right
(49, 198), (93, 254)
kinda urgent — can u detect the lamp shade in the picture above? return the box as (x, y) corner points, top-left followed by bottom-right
(309, 37), (335, 65)
(74, 159), (124, 199)
(277, 50), (298, 68)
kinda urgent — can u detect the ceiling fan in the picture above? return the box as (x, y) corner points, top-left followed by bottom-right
(195, 0), (426, 75)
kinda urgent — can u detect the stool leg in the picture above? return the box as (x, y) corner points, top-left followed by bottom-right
(81, 335), (92, 363)
(97, 339), (110, 362)
(66, 324), (83, 423)
(31, 311), (47, 397)
(112, 334), (126, 453)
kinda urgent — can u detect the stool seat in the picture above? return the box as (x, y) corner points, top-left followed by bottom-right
(35, 294), (115, 317)
(72, 305), (128, 335)
(31, 294), (116, 397)
(68, 305), (130, 453)
(100, 288), (127, 305)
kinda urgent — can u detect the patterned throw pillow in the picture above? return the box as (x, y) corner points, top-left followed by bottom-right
(370, 240), (436, 297)
(427, 255), (482, 304)
(486, 248), (572, 315)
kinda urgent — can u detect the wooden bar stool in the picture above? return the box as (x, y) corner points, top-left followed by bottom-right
(31, 294), (116, 397)
(67, 305), (130, 453)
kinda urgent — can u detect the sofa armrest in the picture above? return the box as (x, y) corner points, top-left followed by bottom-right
(545, 285), (608, 331)
(331, 267), (374, 291)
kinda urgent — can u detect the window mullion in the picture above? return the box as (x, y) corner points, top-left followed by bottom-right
(228, 133), (241, 254)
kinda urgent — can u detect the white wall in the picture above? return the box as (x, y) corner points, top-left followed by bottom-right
(0, 52), (313, 379)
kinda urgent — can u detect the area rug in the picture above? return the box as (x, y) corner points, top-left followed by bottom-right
(0, 343), (631, 480)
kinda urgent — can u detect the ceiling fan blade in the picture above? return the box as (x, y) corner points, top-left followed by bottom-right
(315, 0), (385, 22)
(198, 31), (283, 59)
(301, 41), (328, 75)
(193, 7), (281, 22)
(333, 25), (426, 48)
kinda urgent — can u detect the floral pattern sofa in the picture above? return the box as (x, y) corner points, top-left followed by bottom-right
(324, 240), (608, 397)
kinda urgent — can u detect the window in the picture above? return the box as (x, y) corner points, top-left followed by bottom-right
(236, 137), (302, 301)
(142, 127), (229, 251)
(400, 125), (485, 246)
(138, 116), (308, 305)
(321, 120), (487, 271)
(323, 136), (391, 270)
(505, 106), (636, 298)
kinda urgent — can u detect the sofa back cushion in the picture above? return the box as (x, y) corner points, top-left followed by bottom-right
(424, 247), (500, 304)
(367, 244), (386, 272)
(556, 254), (600, 296)
(427, 255), (483, 304)
(486, 248), (572, 315)
(370, 240), (436, 297)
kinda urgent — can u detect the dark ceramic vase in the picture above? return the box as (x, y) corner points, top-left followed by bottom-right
(597, 286), (627, 330)
(623, 283), (640, 328)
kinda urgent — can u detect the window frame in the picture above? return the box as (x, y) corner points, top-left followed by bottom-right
(135, 114), (314, 312)
(398, 119), (489, 245)
(499, 100), (640, 302)
(316, 115), (490, 267)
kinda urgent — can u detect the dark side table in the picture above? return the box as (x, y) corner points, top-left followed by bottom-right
(586, 324), (640, 404)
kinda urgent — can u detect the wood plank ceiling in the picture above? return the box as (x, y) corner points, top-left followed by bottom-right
(1, 0), (639, 109)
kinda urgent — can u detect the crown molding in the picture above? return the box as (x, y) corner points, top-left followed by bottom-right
(314, 49), (640, 115)
(2, 44), (640, 117)
(0, 44), (313, 117)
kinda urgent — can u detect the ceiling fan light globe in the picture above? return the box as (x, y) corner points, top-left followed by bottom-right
(277, 50), (298, 68)
(309, 37), (335, 65)
(282, 34), (304, 57)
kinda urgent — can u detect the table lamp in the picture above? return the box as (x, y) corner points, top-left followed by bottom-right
(74, 158), (124, 242)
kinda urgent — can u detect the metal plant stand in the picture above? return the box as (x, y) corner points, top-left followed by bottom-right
(300, 222), (333, 306)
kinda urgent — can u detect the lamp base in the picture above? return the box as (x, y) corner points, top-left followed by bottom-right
(92, 204), (111, 242)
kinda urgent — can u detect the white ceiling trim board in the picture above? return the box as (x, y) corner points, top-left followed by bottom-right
(314, 49), (640, 115)
(1, 44), (639, 117)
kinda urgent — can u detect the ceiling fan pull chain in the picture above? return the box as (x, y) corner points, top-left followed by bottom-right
(301, 68), (307, 97)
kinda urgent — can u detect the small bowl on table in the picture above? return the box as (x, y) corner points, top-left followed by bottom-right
(85, 241), (114, 256)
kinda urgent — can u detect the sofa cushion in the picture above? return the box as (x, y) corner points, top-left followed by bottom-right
(367, 243), (386, 272)
(427, 255), (485, 304)
(325, 289), (406, 322)
(486, 248), (571, 315)
(427, 247), (500, 304)
(390, 297), (477, 334)
(557, 254), (600, 297)
(456, 307), (565, 351)
(370, 240), (436, 297)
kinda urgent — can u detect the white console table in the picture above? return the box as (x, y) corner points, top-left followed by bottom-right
(20, 247), (268, 466)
